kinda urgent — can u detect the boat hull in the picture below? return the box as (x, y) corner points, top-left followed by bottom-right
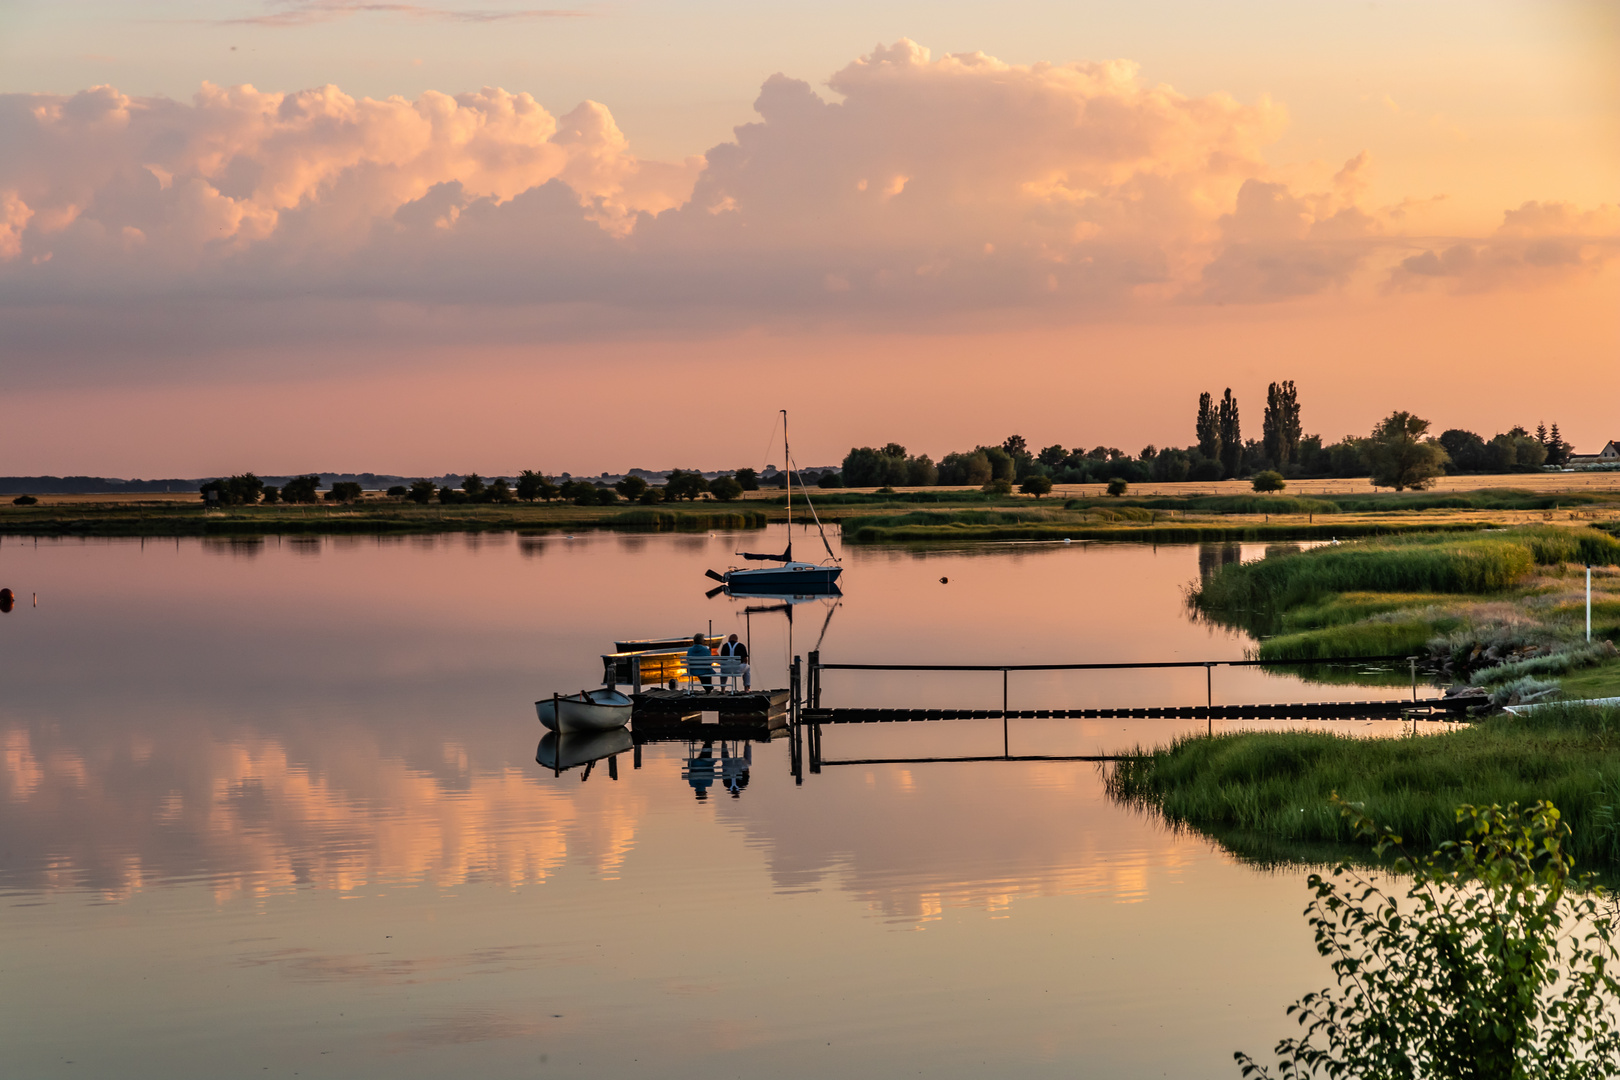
(535, 689), (634, 733)
(723, 563), (842, 591)
(536, 727), (634, 770)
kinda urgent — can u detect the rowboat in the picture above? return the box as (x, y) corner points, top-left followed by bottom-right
(535, 688), (633, 733)
(536, 727), (634, 771)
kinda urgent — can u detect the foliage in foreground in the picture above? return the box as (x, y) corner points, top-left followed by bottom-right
(1238, 798), (1620, 1079)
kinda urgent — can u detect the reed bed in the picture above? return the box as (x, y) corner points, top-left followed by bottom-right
(1106, 703), (1620, 866)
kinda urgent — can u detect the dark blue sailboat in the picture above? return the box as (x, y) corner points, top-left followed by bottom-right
(706, 410), (842, 593)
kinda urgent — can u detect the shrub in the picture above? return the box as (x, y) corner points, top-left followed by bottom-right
(981, 479), (1013, 495)
(1020, 475), (1054, 499)
(1251, 470), (1286, 493)
(281, 475), (321, 504)
(1106, 478), (1128, 497)
(1238, 799), (1620, 1079)
(817, 472), (844, 489)
(710, 476), (744, 502)
(12, 494), (37, 506)
(324, 481), (363, 504)
(407, 479), (437, 504)
(386, 485), (408, 499)
(614, 475), (649, 500)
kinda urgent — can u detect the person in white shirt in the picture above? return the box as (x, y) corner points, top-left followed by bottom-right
(719, 634), (751, 690)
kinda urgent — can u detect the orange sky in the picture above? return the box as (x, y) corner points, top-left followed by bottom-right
(0, 7), (1616, 475)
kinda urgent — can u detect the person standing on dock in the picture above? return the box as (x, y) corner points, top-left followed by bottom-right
(687, 632), (715, 690)
(720, 633), (751, 691)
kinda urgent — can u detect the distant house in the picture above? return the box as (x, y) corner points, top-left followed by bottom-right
(1569, 440), (1620, 466)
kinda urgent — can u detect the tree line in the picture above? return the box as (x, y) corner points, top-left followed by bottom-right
(196, 467), (772, 507)
(839, 381), (1576, 492)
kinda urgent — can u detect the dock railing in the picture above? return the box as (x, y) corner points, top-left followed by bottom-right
(804, 651), (1429, 715)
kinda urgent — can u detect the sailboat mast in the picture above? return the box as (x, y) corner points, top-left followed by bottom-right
(782, 408), (790, 532)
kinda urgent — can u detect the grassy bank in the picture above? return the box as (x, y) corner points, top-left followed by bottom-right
(0, 502), (767, 536)
(1106, 703), (1620, 866)
(1070, 488), (1614, 516)
(840, 507), (1498, 545)
(1189, 526), (1620, 668)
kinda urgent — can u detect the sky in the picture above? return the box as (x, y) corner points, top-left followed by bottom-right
(0, 0), (1616, 476)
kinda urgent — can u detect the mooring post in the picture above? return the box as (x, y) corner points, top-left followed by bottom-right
(1206, 663), (1213, 736)
(552, 692), (561, 777)
(632, 658), (642, 697)
(634, 741), (642, 770)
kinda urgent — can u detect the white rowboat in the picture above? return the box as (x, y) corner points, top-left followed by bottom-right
(535, 688), (633, 733)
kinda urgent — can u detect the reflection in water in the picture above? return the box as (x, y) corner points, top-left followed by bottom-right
(680, 740), (752, 799)
(0, 531), (1387, 1078)
(1197, 542), (1244, 583)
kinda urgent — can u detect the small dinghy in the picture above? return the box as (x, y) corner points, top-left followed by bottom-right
(537, 727), (634, 772)
(535, 688), (633, 733)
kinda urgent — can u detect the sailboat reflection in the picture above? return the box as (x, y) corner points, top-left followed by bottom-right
(681, 740), (752, 800)
(536, 727), (633, 780)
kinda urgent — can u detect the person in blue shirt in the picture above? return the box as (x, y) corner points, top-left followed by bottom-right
(686, 632), (715, 690)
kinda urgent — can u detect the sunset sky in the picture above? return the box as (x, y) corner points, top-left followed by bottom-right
(1, 0), (1616, 476)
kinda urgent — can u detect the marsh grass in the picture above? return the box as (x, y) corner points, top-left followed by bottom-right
(1088, 489), (1611, 515)
(842, 511), (1491, 545)
(1106, 703), (1620, 865)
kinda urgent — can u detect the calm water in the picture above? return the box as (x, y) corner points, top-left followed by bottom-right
(0, 528), (1417, 1078)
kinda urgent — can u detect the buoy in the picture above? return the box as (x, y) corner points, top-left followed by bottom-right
(939, 577), (949, 584)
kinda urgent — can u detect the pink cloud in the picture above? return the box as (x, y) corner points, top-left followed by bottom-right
(0, 39), (1613, 388)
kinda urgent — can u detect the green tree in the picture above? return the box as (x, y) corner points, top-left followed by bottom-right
(614, 475), (649, 500)
(1262, 380), (1302, 469)
(1366, 411), (1447, 490)
(1196, 391), (1223, 463)
(487, 478), (515, 503)
(710, 476), (744, 501)
(663, 470), (709, 501)
(734, 467), (759, 491)
(1218, 388), (1243, 478)
(460, 473), (485, 500)
(1239, 798), (1620, 1080)
(938, 450), (992, 486)
(281, 475), (321, 504)
(1020, 475), (1054, 499)
(324, 481), (362, 503)
(516, 470), (548, 502)
(1038, 444), (1068, 468)
(386, 485), (407, 499)
(1251, 470), (1286, 493)
(982, 478), (1014, 495)
(1106, 478), (1128, 497)
(982, 445), (1016, 482)
(261, 485), (280, 504)
(407, 479), (437, 504)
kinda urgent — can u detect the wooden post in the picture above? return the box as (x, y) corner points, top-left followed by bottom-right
(809, 650), (821, 709)
(609, 755), (618, 781)
(632, 658), (642, 697)
(634, 741), (642, 769)
(552, 692), (561, 777)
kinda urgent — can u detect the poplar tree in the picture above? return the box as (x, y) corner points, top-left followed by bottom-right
(1195, 391), (1222, 463)
(1262, 380), (1302, 468)
(1218, 388), (1243, 478)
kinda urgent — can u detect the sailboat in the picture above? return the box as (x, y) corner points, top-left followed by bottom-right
(706, 410), (843, 593)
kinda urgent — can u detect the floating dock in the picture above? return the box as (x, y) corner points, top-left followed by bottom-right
(631, 688), (792, 741)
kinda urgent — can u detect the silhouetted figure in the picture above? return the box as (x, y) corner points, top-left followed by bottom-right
(720, 633), (750, 690)
(686, 632), (715, 690)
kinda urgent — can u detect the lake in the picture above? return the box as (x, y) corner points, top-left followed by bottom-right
(0, 527), (1417, 1077)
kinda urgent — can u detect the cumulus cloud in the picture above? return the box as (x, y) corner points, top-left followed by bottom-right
(1389, 201), (1620, 292)
(0, 39), (1613, 369)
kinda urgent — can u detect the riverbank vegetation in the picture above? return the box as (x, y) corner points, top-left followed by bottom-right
(1107, 703), (1620, 866)
(0, 501), (767, 536)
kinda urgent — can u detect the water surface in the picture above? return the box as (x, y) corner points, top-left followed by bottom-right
(0, 529), (1412, 1077)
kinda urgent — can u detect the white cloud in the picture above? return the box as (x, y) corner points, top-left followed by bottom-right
(0, 40), (1612, 375)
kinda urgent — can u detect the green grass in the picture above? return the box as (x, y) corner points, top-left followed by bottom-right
(1255, 618), (1452, 661)
(842, 510), (1493, 545)
(1193, 528), (1620, 615)
(1081, 489), (1611, 515)
(1106, 702), (1620, 866)
(0, 502), (767, 537)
